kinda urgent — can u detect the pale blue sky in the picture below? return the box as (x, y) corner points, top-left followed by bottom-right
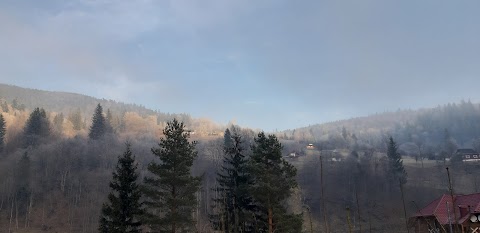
(1, 0), (480, 131)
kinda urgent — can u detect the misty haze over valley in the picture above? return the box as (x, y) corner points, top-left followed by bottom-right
(1, 1), (480, 233)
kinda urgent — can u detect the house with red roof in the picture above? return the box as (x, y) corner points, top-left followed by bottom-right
(410, 193), (480, 233)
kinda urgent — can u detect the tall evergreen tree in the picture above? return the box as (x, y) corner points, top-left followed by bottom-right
(387, 137), (407, 185)
(249, 132), (302, 233)
(99, 144), (143, 233)
(143, 119), (201, 232)
(24, 107), (50, 147)
(89, 104), (108, 140)
(212, 127), (254, 233)
(0, 113), (5, 150)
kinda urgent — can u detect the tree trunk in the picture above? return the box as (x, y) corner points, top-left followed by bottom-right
(15, 198), (18, 229)
(172, 185), (176, 233)
(356, 188), (362, 233)
(268, 207), (273, 233)
(234, 197), (239, 233)
(9, 197), (13, 233)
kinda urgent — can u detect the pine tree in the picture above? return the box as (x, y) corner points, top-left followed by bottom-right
(143, 119), (201, 232)
(212, 127), (254, 233)
(99, 144), (143, 233)
(0, 113), (5, 150)
(387, 137), (407, 185)
(249, 132), (302, 233)
(24, 107), (50, 147)
(89, 104), (108, 140)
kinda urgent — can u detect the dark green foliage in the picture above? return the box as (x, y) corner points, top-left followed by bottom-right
(387, 137), (407, 185)
(143, 119), (201, 232)
(99, 144), (143, 233)
(89, 104), (109, 140)
(24, 107), (50, 147)
(248, 132), (301, 233)
(212, 127), (254, 232)
(0, 113), (5, 150)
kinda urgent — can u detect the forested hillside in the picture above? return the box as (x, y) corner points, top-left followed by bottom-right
(0, 83), (155, 116)
(282, 100), (480, 158)
(0, 83), (223, 138)
(1, 85), (480, 232)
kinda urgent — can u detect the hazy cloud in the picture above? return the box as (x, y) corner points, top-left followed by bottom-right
(1, 0), (480, 130)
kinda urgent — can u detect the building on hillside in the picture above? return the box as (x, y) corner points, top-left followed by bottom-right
(307, 143), (314, 149)
(455, 149), (480, 162)
(409, 193), (480, 233)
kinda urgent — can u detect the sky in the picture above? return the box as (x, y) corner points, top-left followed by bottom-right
(1, 0), (480, 131)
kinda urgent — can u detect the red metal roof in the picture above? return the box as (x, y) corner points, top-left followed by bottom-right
(414, 193), (480, 225)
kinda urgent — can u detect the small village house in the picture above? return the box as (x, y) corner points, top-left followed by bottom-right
(410, 193), (480, 233)
(455, 149), (480, 162)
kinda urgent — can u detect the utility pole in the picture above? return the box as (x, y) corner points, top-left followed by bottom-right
(355, 189), (362, 233)
(320, 155), (329, 233)
(446, 201), (453, 233)
(446, 167), (458, 233)
(346, 206), (353, 233)
(399, 179), (409, 233)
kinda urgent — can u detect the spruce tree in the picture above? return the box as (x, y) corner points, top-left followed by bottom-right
(212, 127), (254, 233)
(249, 132), (302, 233)
(99, 144), (143, 233)
(0, 113), (5, 150)
(89, 104), (108, 140)
(143, 119), (201, 232)
(387, 137), (407, 185)
(24, 107), (50, 147)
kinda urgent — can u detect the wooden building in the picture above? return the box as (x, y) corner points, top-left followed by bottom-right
(410, 193), (480, 233)
(455, 149), (480, 162)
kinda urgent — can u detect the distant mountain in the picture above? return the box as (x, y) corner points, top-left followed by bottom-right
(281, 100), (480, 153)
(0, 83), (203, 133)
(0, 83), (156, 116)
